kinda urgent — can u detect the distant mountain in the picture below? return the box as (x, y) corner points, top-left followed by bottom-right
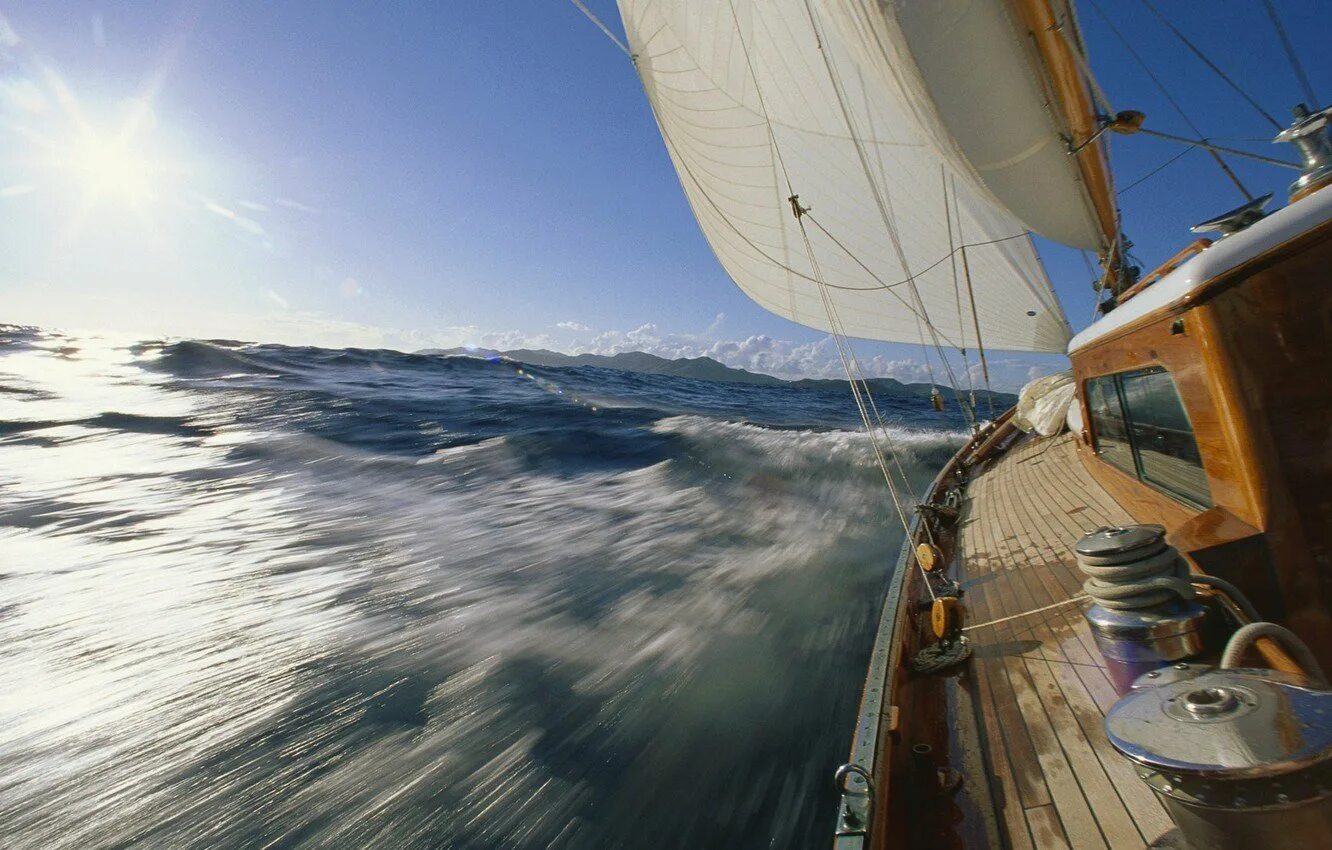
(416, 346), (1017, 407)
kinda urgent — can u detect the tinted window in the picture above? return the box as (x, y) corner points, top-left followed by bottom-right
(1087, 376), (1134, 474)
(1120, 368), (1211, 507)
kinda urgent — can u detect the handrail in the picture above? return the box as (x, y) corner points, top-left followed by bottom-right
(1116, 238), (1212, 305)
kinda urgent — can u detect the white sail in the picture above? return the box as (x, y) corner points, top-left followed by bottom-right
(894, 1), (1107, 251)
(616, 0), (1078, 353)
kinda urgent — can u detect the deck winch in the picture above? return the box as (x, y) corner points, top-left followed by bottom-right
(1105, 663), (1332, 849)
(1074, 525), (1212, 694)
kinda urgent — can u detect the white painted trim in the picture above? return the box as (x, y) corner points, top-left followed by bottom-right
(1068, 186), (1332, 354)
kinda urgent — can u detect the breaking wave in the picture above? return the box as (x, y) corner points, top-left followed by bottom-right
(0, 327), (969, 849)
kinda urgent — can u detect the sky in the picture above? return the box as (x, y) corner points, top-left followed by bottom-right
(1, 1), (1328, 390)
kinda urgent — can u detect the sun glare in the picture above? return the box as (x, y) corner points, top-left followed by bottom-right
(56, 132), (163, 208)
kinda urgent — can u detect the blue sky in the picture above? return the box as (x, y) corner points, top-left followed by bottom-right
(1, 2), (1327, 389)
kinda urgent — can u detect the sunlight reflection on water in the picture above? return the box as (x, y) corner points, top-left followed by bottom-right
(0, 328), (962, 849)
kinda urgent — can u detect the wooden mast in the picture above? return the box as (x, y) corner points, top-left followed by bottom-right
(1011, 0), (1125, 290)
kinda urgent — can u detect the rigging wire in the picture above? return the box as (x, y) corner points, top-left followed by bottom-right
(720, 0), (937, 587)
(792, 197), (937, 598)
(1118, 146), (1194, 195)
(953, 200), (994, 420)
(566, 0), (633, 59)
(1262, 0), (1318, 108)
(943, 170), (979, 427)
(1132, 127), (1298, 169)
(798, 0), (971, 420)
(1138, 0), (1282, 130)
(1082, 250), (1105, 322)
(1087, 0), (1253, 200)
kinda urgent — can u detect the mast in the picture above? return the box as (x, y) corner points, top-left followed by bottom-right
(1010, 0), (1126, 291)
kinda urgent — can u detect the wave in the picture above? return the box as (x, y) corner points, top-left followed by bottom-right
(0, 329), (968, 849)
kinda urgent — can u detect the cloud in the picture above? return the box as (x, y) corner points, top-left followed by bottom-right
(85, 306), (1056, 392)
(556, 320), (589, 332)
(0, 77), (48, 115)
(553, 321), (1061, 390)
(0, 13), (20, 49)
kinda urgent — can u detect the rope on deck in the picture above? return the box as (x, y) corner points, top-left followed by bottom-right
(961, 593), (1091, 633)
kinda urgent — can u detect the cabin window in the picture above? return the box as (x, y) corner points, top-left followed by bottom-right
(1086, 368), (1212, 508)
(1086, 376), (1134, 474)
(1120, 368), (1212, 507)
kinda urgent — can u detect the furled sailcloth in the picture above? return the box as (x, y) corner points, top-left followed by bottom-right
(615, 0), (1101, 353)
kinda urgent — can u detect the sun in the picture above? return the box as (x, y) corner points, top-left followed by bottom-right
(54, 131), (164, 209)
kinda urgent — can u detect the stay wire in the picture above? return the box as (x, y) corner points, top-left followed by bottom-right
(1262, 0), (1318, 108)
(799, 0), (970, 421)
(1087, 0), (1253, 200)
(818, 267), (935, 507)
(1139, 0), (1282, 130)
(799, 214), (937, 598)
(1118, 146), (1194, 195)
(943, 169), (978, 427)
(952, 192), (994, 420)
(567, 0), (633, 59)
(723, 0), (932, 581)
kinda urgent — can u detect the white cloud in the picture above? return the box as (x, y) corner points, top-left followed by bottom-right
(0, 77), (48, 115)
(30, 300), (1052, 391)
(0, 13), (21, 49)
(556, 320), (589, 332)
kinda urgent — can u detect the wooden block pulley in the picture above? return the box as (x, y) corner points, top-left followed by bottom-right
(916, 542), (942, 572)
(931, 597), (958, 639)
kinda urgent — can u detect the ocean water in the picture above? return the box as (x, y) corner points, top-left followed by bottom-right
(0, 326), (968, 850)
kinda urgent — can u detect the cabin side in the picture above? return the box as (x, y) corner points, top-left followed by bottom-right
(1067, 191), (1332, 669)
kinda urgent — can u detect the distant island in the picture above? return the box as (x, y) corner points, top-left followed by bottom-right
(416, 347), (1017, 408)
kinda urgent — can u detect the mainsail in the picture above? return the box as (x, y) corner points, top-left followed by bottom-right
(614, 0), (1112, 353)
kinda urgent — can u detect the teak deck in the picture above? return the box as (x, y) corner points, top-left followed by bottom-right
(956, 432), (1175, 849)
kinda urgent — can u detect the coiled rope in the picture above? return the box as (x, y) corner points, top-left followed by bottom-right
(1077, 534), (1193, 610)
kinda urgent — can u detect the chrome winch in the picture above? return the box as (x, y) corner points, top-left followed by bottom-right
(1075, 525), (1212, 693)
(1105, 663), (1332, 849)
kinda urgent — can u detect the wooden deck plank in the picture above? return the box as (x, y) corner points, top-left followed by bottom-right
(1027, 805), (1072, 850)
(965, 474), (1054, 813)
(963, 521), (1037, 850)
(1000, 655), (1106, 848)
(958, 433), (1177, 849)
(986, 444), (1120, 849)
(971, 478), (1085, 847)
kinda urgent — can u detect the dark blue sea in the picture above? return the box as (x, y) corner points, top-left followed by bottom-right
(0, 325), (969, 849)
